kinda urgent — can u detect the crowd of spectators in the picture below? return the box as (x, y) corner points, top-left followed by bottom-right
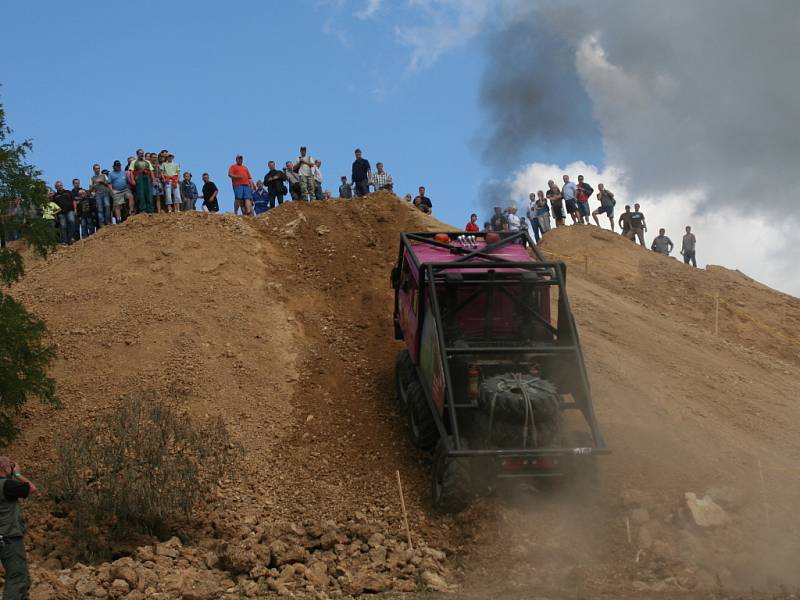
(4, 146), (435, 247)
(470, 173), (698, 267)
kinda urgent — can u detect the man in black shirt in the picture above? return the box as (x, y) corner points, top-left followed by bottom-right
(626, 202), (647, 246)
(351, 148), (371, 197)
(263, 161), (287, 208)
(201, 173), (219, 213)
(489, 206), (508, 231)
(0, 455), (38, 600)
(413, 186), (432, 214)
(52, 180), (76, 245)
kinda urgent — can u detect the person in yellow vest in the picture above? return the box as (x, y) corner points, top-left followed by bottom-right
(161, 153), (182, 213)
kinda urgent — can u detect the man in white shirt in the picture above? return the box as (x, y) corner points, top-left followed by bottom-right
(292, 146), (315, 201)
(506, 205), (521, 232)
(561, 174), (579, 225)
(312, 159), (324, 200)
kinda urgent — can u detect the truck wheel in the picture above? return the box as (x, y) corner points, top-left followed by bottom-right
(431, 436), (472, 513)
(395, 350), (414, 409)
(406, 380), (439, 451)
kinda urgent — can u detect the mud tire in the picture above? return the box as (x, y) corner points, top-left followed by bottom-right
(406, 380), (439, 451)
(431, 436), (472, 513)
(395, 350), (414, 409)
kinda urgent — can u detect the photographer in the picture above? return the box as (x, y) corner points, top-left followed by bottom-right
(0, 456), (37, 599)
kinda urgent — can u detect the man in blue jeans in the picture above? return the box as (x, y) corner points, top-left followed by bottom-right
(52, 181), (76, 245)
(90, 164), (112, 228)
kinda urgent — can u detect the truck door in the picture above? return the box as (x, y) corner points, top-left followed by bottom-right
(397, 256), (420, 363)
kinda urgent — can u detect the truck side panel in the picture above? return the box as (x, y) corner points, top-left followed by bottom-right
(418, 308), (446, 415)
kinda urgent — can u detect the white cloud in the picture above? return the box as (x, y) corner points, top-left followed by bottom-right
(395, 0), (489, 70)
(355, 0), (382, 20)
(510, 161), (800, 296)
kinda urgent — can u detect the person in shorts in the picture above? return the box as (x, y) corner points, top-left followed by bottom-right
(592, 183), (616, 231)
(575, 175), (593, 224)
(161, 153), (182, 212)
(228, 155), (254, 215)
(561, 174), (579, 224)
(546, 180), (565, 227)
(108, 160), (133, 223)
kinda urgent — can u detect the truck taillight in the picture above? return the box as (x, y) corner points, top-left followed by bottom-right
(467, 365), (480, 401)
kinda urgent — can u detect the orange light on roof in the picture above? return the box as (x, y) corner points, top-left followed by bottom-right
(434, 233), (450, 244)
(485, 232), (500, 244)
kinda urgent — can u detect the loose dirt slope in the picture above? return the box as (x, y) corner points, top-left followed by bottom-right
(7, 196), (800, 598)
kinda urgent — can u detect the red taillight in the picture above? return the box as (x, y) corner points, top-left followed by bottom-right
(467, 365), (480, 401)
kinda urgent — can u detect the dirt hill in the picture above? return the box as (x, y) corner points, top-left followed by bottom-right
(6, 194), (800, 599)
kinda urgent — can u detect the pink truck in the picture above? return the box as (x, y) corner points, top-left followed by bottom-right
(391, 230), (608, 512)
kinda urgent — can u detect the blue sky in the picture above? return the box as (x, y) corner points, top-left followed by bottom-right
(0, 0), (601, 229)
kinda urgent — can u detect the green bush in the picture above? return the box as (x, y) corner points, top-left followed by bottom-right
(49, 390), (234, 556)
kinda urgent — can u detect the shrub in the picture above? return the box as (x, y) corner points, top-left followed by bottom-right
(49, 389), (234, 556)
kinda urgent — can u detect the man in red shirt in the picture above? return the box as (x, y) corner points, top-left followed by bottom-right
(228, 155), (255, 216)
(465, 213), (480, 232)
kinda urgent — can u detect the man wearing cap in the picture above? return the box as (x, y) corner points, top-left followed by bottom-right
(162, 153), (182, 213)
(264, 161), (287, 208)
(228, 155), (255, 215)
(292, 147), (315, 201)
(0, 455), (38, 600)
(127, 149), (154, 214)
(351, 149), (371, 197)
(108, 160), (134, 222)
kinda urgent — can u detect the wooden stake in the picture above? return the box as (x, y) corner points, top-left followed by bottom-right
(584, 254), (589, 275)
(757, 458), (771, 531)
(625, 517), (632, 546)
(714, 293), (720, 336)
(396, 470), (413, 550)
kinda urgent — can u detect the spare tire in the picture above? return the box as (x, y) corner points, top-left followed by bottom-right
(478, 374), (561, 447)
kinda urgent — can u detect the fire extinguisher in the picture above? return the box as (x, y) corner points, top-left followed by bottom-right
(467, 365), (480, 401)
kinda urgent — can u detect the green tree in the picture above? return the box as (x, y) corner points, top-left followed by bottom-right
(0, 98), (58, 443)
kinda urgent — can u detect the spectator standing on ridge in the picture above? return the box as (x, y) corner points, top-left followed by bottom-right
(592, 183), (616, 231)
(576, 175), (593, 225)
(535, 190), (551, 236)
(128, 149), (154, 214)
(162, 153), (182, 213)
(351, 149), (371, 197)
(627, 202), (647, 246)
(252, 180), (270, 215)
(490, 206), (507, 232)
(181, 172), (199, 211)
(71, 179), (92, 240)
(506, 206), (521, 232)
(312, 159), (324, 200)
(465, 213), (479, 232)
(527, 193), (542, 242)
(651, 228), (674, 255)
(546, 180), (565, 227)
(90, 163), (112, 228)
(339, 176), (353, 199)
(264, 161), (287, 208)
(228, 155), (255, 215)
(370, 162), (393, 192)
(108, 160), (133, 222)
(42, 196), (60, 230)
(682, 226), (697, 267)
(284, 161), (301, 201)
(412, 186), (432, 214)
(561, 175), (579, 225)
(52, 181), (76, 245)
(150, 152), (165, 213)
(293, 147), (315, 201)
(201, 173), (219, 213)
(0, 456), (38, 600)
(618, 205), (633, 237)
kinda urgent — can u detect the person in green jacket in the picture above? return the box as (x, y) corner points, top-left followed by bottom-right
(0, 456), (37, 600)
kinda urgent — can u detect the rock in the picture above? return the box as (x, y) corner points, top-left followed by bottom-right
(135, 545), (156, 562)
(421, 570), (450, 592)
(346, 571), (388, 594)
(75, 576), (99, 596)
(637, 526), (653, 549)
(315, 225), (331, 236)
(685, 492), (730, 527)
(305, 561), (330, 588)
(630, 508), (650, 525)
(218, 543), (259, 575)
(270, 540), (308, 566)
(110, 558), (139, 588)
(392, 578), (418, 592)
(29, 582), (56, 600)
(319, 530), (348, 550)
(109, 579), (130, 598)
(155, 538), (181, 559)
(422, 547), (446, 561)
(366, 533), (385, 548)
(368, 545), (387, 564)
(42, 558), (62, 571)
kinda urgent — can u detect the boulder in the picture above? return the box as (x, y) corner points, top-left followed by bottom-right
(685, 493), (730, 527)
(304, 561), (330, 588)
(269, 540), (308, 566)
(109, 579), (130, 598)
(421, 570), (450, 592)
(110, 558), (139, 589)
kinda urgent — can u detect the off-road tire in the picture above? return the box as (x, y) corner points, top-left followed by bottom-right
(478, 375), (560, 422)
(395, 350), (414, 409)
(406, 380), (439, 451)
(431, 436), (472, 513)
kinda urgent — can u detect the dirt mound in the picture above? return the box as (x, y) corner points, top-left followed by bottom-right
(7, 200), (800, 598)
